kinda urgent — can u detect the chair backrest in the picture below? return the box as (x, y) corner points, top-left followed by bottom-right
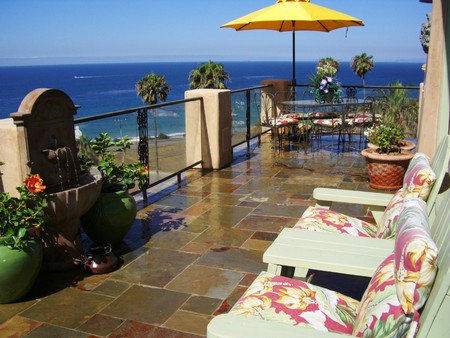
(415, 188), (450, 337)
(254, 92), (275, 126)
(427, 134), (450, 223)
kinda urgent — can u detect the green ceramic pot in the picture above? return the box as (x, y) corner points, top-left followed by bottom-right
(81, 184), (137, 244)
(0, 238), (43, 303)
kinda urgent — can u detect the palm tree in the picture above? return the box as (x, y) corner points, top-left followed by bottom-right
(136, 73), (171, 175)
(350, 53), (375, 98)
(189, 61), (231, 89)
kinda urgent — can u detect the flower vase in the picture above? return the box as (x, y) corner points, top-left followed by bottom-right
(0, 238), (43, 303)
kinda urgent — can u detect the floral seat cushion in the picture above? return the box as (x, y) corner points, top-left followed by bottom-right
(228, 198), (438, 337)
(293, 207), (376, 237)
(354, 197), (438, 337)
(294, 189), (405, 239)
(312, 118), (342, 128)
(229, 271), (358, 334)
(393, 197), (438, 314)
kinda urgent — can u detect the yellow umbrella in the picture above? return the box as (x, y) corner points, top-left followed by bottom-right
(221, 0), (364, 89)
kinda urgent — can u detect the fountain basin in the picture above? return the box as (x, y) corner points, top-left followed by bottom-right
(40, 175), (102, 271)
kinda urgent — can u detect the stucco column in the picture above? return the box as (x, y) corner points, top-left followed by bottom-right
(261, 79), (290, 118)
(185, 89), (232, 170)
(417, 0), (448, 159)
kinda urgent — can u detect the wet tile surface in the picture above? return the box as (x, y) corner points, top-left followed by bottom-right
(0, 135), (371, 337)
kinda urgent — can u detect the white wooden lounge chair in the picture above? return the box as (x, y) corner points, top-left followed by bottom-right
(263, 135), (450, 279)
(208, 193), (450, 338)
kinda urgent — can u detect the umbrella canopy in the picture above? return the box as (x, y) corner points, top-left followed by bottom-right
(221, 0), (364, 89)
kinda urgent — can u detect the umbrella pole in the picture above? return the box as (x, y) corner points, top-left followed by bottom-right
(292, 21), (296, 100)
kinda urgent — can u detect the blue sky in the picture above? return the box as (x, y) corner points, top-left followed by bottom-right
(0, 0), (431, 66)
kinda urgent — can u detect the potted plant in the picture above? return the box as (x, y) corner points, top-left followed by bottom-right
(309, 57), (342, 104)
(0, 169), (47, 303)
(362, 124), (414, 190)
(80, 133), (148, 245)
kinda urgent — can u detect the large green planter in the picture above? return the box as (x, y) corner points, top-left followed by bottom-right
(0, 238), (43, 303)
(81, 185), (137, 244)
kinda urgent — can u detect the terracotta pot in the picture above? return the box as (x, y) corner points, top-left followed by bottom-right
(361, 148), (415, 190)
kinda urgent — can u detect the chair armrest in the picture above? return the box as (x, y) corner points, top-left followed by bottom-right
(313, 188), (394, 207)
(208, 314), (349, 338)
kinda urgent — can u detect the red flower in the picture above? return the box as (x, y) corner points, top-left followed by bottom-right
(140, 166), (149, 175)
(25, 174), (46, 194)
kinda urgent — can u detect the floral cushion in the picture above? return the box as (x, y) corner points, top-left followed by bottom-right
(394, 197), (438, 314)
(312, 119), (341, 128)
(376, 189), (405, 239)
(293, 206), (376, 237)
(402, 153), (436, 200)
(353, 253), (416, 337)
(229, 271), (358, 334)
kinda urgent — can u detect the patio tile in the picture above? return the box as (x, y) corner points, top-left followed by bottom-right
(92, 279), (131, 297)
(181, 200), (216, 216)
(241, 238), (272, 251)
(108, 320), (203, 337)
(154, 194), (203, 210)
(20, 288), (113, 329)
(164, 310), (211, 336)
(196, 247), (266, 274)
(0, 316), (41, 337)
(145, 228), (198, 250)
(192, 226), (254, 247)
(166, 265), (244, 299)
(112, 248), (199, 287)
(236, 214), (292, 232)
(0, 299), (37, 324)
(190, 205), (252, 228)
(180, 241), (214, 254)
(181, 296), (223, 315)
(202, 193), (250, 206)
(77, 314), (124, 337)
(102, 285), (190, 325)
(24, 324), (94, 338)
(251, 203), (308, 218)
(239, 273), (259, 287)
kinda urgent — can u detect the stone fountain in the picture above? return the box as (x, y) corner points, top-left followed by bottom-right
(0, 88), (102, 271)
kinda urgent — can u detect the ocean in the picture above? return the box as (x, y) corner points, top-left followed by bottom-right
(0, 61), (425, 138)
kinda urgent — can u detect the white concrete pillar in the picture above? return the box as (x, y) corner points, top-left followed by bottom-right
(185, 89), (232, 170)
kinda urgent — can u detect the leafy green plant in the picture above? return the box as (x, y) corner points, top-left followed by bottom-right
(366, 124), (405, 154)
(379, 81), (419, 137)
(90, 133), (148, 190)
(313, 76), (342, 104)
(0, 174), (48, 250)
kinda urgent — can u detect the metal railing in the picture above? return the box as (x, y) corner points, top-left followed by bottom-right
(230, 85), (271, 151)
(74, 82), (420, 202)
(74, 97), (203, 201)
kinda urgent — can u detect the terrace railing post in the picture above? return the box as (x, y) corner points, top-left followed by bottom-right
(137, 108), (150, 202)
(246, 89), (251, 152)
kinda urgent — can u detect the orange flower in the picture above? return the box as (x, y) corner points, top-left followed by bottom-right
(25, 174), (46, 194)
(140, 166), (149, 175)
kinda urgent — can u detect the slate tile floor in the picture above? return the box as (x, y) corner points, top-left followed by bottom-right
(0, 134), (376, 337)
